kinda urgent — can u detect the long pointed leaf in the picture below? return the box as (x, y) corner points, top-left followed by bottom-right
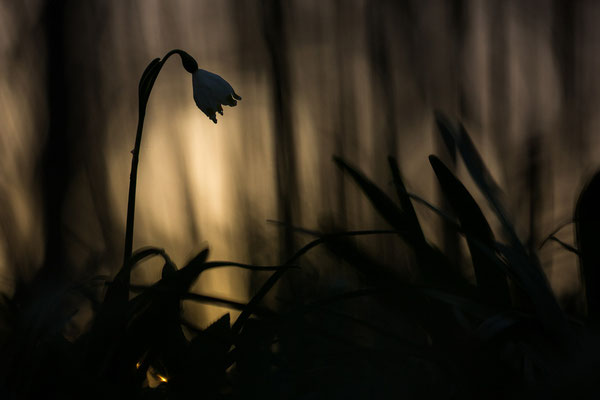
(170, 248), (210, 294)
(434, 111), (457, 163)
(454, 124), (518, 247)
(434, 115), (571, 341)
(231, 230), (399, 335)
(333, 156), (409, 233)
(388, 156), (426, 245)
(334, 156), (467, 287)
(429, 155), (511, 307)
(103, 247), (168, 310)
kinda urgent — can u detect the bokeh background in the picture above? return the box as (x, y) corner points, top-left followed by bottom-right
(0, 0), (597, 326)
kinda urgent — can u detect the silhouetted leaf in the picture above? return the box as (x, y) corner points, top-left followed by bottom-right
(170, 248), (209, 294)
(232, 232), (374, 334)
(434, 116), (512, 241)
(86, 247), (176, 382)
(419, 287), (496, 320)
(334, 156), (470, 288)
(407, 192), (460, 229)
(138, 58), (163, 111)
(104, 247), (167, 310)
(547, 236), (579, 255)
(476, 311), (525, 343)
(324, 235), (401, 284)
(205, 313), (231, 337)
(539, 219), (573, 249)
(434, 111), (457, 163)
(138, 58), (161, 98)
(333, 156), (409, 232)
(494, 242), (571, 342)
(161, 262), (177, 279)
(232, 267), (289, 335)
(388, 156), (426, 245)
(429, 155), (511, 307)
(200, 260), (291, 272)
(433, 116), (571, 342)
(575, 170), (600, 319)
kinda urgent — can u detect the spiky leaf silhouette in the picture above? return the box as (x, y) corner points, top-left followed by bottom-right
(333, 155), (472, 291)
(126, 248), (209, 368)
(433, 114), (571, 341)
(434, 111), (457, 163)
(429, 155), (511, 307)
(388, 156), (426, 246)
(333, 156), (409, 232)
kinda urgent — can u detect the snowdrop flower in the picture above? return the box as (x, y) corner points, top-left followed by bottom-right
(123, 49), (242, 265)
(192, 68), (242, 123)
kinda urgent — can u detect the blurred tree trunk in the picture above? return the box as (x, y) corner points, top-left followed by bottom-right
(553, 0), (582, 155)
(333, 0), (358, 227)
(262, 0), (299, 262)
(37, 0), (71, 283)
(489, 1), (510, 189)
(71, 1), (121, 264)
(443, 0), (466, 270)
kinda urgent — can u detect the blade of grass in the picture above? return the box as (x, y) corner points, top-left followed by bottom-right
(333, 156), (409, 233)
(546, 236), (579, 255)
(231, 230), (404, 335)
(429, 155), (511, 307)
(269, 220), (413, 283)
(434, 115), (570, 341)
(539, 219), (574, 249)
(434, 111), (457, 164)
(334, 156), (470, 289)
(388, 156), (426, 245)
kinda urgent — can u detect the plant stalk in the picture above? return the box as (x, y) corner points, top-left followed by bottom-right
(123, 108), (146, 266)
(122, 49), (198, 267)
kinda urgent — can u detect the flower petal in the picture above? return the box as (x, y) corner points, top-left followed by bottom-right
(192, 68), (241, 123)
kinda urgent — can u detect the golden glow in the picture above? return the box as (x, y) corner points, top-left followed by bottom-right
(146, 366), (170, 388)
(135, 361), (141, 369)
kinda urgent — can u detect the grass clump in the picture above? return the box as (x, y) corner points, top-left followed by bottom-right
(327, 113), (600, 398)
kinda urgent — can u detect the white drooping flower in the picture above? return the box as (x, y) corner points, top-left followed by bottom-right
(192, 68), (241, 123)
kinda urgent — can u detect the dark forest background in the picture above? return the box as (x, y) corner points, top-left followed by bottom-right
(0, 0), (597, 327)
